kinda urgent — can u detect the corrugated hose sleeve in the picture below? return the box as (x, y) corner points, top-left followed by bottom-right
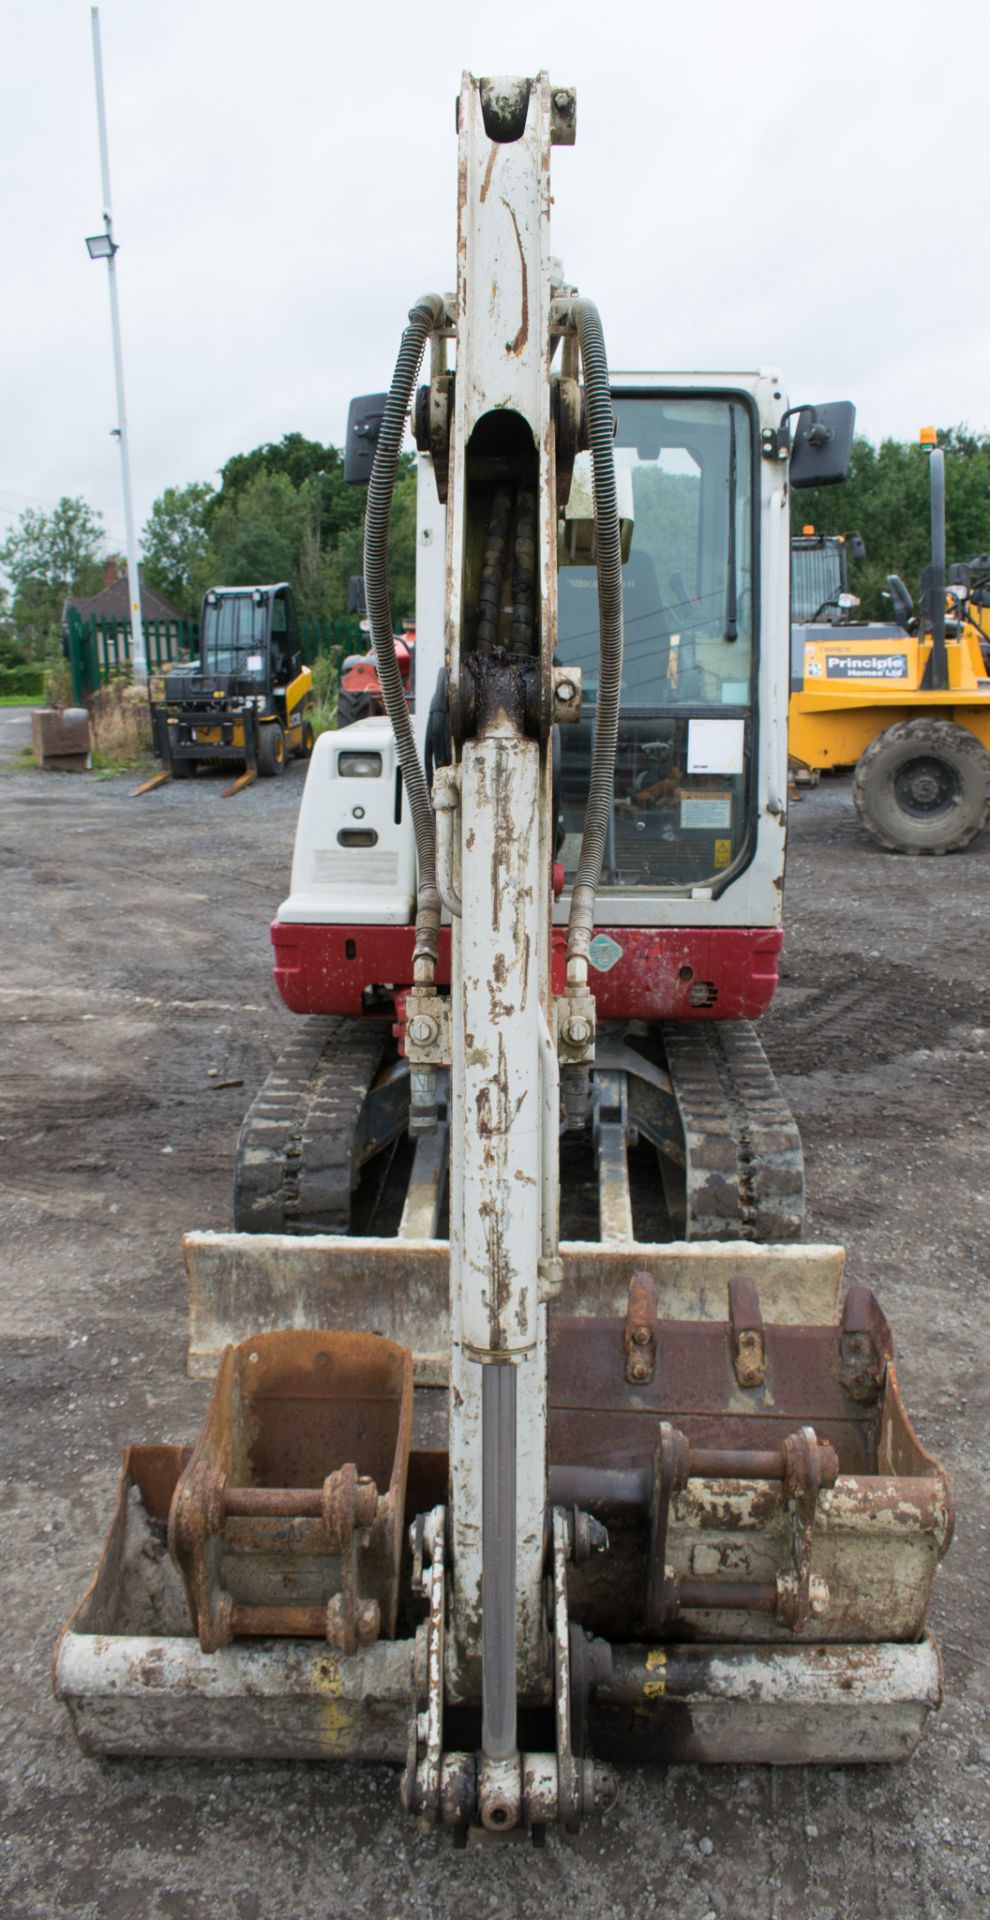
(363, 294), (447, 979)
(566, 297), (624, 977)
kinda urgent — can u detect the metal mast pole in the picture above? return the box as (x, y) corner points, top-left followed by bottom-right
(89, 5), (146, 685)
(928, 444), (948, 691)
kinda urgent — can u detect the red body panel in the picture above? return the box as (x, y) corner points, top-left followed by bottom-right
(341, 640), (412, 696)
(271, 921), (782, 1022)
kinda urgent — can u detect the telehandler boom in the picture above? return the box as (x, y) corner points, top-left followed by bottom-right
(56, 72), (951, 1840)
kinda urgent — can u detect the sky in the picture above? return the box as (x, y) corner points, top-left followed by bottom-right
(3, 0), (989, 559)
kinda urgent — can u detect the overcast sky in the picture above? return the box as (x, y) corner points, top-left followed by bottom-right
(3, 0), (989, 557)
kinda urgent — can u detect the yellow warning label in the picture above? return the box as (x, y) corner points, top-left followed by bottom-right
(643, 1647), (667, 1699)
(713, 838), (732, 869)
(312, 1654), (351, 1749)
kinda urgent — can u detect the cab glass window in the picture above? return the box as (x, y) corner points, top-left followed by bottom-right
(202, 595), (266, 675)
(557, 394), (756, 894)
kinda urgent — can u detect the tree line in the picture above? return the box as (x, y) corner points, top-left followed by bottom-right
(1, 424), (988, 664)
(790, 427), (990, 618)
(0, 431), (416, 664)
(139, 434), (417, 625)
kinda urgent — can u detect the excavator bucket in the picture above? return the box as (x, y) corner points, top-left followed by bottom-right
(55, 1443), (419, 1765)
(181, 1232), (843, 1384)
(56, 1239), (951, 1776)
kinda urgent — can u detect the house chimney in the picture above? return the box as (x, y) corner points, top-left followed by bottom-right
(103, 556), (119, 590)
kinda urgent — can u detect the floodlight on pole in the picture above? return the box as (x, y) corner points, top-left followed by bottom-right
(85, 233), (117, 261)
(86, 5), (147, 686)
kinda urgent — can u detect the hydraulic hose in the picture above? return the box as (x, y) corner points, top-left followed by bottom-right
(364, 293), (447, 980)
(564, 297), (624, 983)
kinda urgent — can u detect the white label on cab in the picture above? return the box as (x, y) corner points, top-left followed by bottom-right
(679, 794), (732, 831)
(686, 716), (745, 774)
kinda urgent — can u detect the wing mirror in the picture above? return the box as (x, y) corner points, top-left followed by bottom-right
(788, 402), (856, 489)
(344, 392), (389, 485)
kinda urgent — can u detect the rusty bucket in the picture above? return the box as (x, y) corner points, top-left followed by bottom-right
(169, 1329), (413, 1653)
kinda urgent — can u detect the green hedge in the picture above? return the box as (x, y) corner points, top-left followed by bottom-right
(0, 665), (45, 700)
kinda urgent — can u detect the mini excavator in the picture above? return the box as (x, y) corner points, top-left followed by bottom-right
(57, 73), (952, 1839)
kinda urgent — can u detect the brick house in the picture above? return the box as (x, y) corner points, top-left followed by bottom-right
(62, 557), (183, 634)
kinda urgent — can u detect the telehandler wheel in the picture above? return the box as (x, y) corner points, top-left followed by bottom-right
(297, 720), (315, 759)
(336, 687), (374, 729)
(257, 721), (286, 778)
(852, 717), (990, 854)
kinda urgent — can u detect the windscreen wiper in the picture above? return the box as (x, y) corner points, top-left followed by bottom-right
(724, 404), (738, 643)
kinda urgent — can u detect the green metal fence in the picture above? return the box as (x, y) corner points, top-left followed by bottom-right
(299, 618), (364, 663)
(64, 607), (198, 704)
(93, 615), (200, 677)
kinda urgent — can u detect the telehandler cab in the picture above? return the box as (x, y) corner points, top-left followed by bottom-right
(791, 528), (865, 626)
(57, 72), (952, 1841)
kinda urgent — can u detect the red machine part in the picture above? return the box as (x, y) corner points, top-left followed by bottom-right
(340, 639), (412, 705)
(271, 921), (783, 1022)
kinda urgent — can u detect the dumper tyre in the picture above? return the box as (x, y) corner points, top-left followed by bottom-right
(336, 687), (374, 729)
(257, 720), (286, 777)
(852, 718), (990, 853)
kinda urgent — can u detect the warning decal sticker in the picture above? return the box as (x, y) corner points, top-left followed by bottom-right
(588, 934), (624, 973)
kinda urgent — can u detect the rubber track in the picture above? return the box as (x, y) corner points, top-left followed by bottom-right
(661, 1020), (804, 1241)
(233, 1018), (389, 1235)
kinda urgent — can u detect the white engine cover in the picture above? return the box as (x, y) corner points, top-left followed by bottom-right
(277, 718), (416, 926)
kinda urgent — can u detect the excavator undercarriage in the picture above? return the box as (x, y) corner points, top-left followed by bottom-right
(233, 1015), (804, 1244)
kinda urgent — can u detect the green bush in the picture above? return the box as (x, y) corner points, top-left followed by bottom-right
(44, 660), (74, 708)
(0, 634), (28, 670)
(310, 649), (339, 706)
(0, 664), (45, 700)
(309, 647), (340, 738)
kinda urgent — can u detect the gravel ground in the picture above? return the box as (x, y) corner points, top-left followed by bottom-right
(1, 718), (987, 1920)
